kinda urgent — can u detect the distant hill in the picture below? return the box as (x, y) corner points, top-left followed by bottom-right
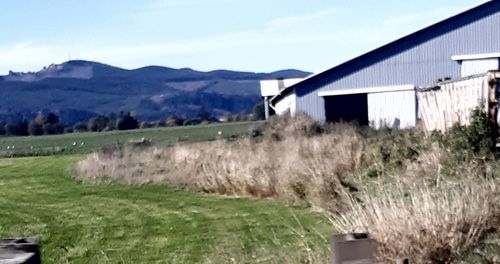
(0, 60), (311, 125)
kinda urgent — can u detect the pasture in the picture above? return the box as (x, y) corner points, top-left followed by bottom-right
(0, 122), (253, 157)
(0, 156), (331, 263)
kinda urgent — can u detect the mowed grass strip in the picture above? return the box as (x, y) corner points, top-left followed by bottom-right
(0, 156), (331, 263)
(0, 122), (253, 156)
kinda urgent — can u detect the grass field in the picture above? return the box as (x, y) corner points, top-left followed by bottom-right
(0, 122), (253, 157)
(0, 156), (331, 263)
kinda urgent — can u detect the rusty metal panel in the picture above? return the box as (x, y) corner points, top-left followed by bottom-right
(368, 90), (417, 129)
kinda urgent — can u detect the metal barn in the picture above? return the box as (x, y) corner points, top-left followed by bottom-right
(269, 1), (500, 128)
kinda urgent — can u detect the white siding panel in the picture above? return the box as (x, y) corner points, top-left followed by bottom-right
(461, 58), (499, 77)
(368, 90), (417, 129)
(417, 74), (489, 132)
(274, 92), (297, 116)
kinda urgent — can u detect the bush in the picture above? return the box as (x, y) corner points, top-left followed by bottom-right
(434, 106), (495, 156)
(253, 113), (323, 141)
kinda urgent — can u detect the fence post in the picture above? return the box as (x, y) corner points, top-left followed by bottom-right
(0, 238), (41, 264)
(330, 233), (374, 264)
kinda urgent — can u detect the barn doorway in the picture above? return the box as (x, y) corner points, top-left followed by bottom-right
(324, 93), (369, 125)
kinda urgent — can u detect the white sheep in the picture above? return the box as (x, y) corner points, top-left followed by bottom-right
(72, 142), (77, 146)
(218, 131), (222, 135)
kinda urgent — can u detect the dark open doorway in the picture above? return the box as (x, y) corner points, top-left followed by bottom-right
(324, 93), (369, 125)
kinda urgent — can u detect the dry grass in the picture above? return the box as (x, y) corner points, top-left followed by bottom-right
(75, 125), (366, 212)
(330, 179), (500, 263)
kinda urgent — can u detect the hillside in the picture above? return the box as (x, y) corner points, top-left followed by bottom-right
(0, 61), (310, 125)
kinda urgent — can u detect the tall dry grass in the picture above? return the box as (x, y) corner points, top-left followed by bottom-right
(75, 120), (367, 212)
(330, 179), (499, 263)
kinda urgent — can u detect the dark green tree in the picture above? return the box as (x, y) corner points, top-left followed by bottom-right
(43, 123), (64, 135)
(116, 112), (139, 130)
(73, 122), (89, 133)
(18, 120), (29, 136)
(4, 122), (16, 136)
(45, 112), (59, 124)
(42, 112), (63, 135)
(28, 113), (45, 136)
(88, 116), (110, 132)
(252, 102), (265, 121)
(28, 121), (44, 136)
(166, 116), (182, 127)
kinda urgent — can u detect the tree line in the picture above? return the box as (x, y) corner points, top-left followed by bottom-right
(0, 104), (265, 137)
(0, 112), (142, 137)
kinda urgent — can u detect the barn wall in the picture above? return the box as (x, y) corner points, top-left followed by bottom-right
(295, 2), (500, 122)
(461, 58), (499, 77)
(274, 92), (296, 116)
(368, 90), (417, 129)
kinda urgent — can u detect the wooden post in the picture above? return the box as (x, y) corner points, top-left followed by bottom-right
(264, 96), (270, 120)
(330, 233), (374, 264)
(0, 238), (40, 264)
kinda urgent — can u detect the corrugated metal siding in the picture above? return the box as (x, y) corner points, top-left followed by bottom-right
(295, 2), (500, 122)
(368, 90), (417, 129)
(461, 58), (499, 77)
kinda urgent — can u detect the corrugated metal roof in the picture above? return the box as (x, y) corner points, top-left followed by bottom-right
(270, 0), (498, 104)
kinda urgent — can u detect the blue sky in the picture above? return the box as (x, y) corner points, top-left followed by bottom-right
(0, 0), (488, 75)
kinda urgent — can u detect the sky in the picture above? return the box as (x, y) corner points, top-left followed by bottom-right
(0, 0), (489, 75)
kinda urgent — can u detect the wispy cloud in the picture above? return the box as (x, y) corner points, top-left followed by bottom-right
(0, 25), (382, 75)
(383, 5), (477, 27)
(268, 8), (342, 31)
(383, 14), (421, 26)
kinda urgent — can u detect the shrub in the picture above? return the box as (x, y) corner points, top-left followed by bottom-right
(433, 106), (495, 156)
(253, 113), (323, 141)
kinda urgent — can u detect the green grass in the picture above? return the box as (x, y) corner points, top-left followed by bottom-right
(0, 156), (331, 263)
(0, 122), (253, 157)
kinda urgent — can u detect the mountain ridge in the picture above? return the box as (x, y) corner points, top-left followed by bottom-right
(0, 60), (311, 125)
